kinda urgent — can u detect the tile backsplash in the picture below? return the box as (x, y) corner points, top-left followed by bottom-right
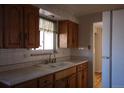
(0, 48), (71, 72)
(0, 48), (71, 66)
(0, 48), (88, 72)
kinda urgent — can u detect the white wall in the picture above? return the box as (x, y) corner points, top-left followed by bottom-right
(78, 13), (102, 87)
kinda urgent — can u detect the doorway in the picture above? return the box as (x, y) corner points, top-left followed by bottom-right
(93, 22), (102, 88)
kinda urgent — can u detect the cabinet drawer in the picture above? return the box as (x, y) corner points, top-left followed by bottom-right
(39, 74), (53, 87)
(55, 66), (76, 80)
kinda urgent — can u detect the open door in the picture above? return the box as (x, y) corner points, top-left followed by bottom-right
(102, 11), (111, 88)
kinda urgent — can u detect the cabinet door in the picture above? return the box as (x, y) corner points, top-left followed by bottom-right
(0, 5), (3, 48)
(83, 69), (88, 88)
(59, 21), (68, 48)
(77, 71), (84, 88)
(4, 5), (23, 48)
(68, 74), (76, 88)
(39, 74), (54, 88)
(24, 5), (39, 48)
(68, 21), (73, 48)
(55, 79), (67, 88)
(73, 23), (78, 48)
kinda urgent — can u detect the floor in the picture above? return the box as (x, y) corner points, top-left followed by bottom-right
(95, 72), (102, 88)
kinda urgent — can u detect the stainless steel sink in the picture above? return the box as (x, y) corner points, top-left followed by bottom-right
(34, 62), (74, 70)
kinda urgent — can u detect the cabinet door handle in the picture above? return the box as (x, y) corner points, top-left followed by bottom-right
(67, 80), (69, 88)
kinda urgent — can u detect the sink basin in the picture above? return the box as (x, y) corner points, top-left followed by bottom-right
(46, 62), (73, 68)
(34, 62), (74, 70)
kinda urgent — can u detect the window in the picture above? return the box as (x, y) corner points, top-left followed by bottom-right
(35, 18), (57, 50)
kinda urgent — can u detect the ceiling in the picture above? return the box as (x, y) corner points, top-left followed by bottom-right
(35, 4), (124, 17)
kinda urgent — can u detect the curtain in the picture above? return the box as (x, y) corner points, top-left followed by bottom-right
(39, 18), (56, 33)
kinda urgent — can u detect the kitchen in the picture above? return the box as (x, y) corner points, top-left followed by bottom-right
(0, 4), (124, 88)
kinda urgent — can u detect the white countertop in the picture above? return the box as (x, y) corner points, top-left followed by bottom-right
(0, 58), (88, 86)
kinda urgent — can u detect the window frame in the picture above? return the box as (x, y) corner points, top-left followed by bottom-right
(32, 17), (58, 52)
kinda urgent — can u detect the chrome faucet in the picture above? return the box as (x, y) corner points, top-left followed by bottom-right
(51, 53), (56, 63)
(48, 53), (52, 63)
(44, 53), (56, 64)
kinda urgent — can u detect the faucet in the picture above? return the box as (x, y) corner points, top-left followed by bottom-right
(51, 53), (56, 63)
(44, 53), (56, 64)
(48, 53), (52, 63)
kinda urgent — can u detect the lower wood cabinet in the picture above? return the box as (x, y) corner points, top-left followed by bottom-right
(67, 73), (77, 88)
(77, 71), (84, 88)
(13, 79), (38, 88)
(38, 74), (54, 88)
(83, 68), (88, 87)
(55, 67), (77, 88)
(55, 73), (77, 88)
(55, 78), (67, 88)
(77, 62), (88, 88)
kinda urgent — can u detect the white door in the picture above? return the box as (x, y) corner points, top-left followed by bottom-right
(102, 11), (111, 88)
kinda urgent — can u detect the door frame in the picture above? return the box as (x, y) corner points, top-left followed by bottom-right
(93, 22), (103, 88)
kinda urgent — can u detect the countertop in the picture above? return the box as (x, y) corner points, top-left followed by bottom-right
(0, 58), (88, 86)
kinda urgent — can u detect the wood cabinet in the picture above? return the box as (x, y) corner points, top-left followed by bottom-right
(83, 68), (88, 87)
(77, 63), (88, 88)
(38, 74), (54, 88)
(67, 73), (77, 88)
(72, 23), (78, 48)
(55, 66), (76, 88)
(55, 78), (67, 88)
(4, 5), (23, 48)
(55, 73), (76, 88)
(59, 20), (78, 48)
(0, 5), (3, 48)
(24, 5), (39, 48)
(0, 5), (39, 48)
(13, 79), (38, 88)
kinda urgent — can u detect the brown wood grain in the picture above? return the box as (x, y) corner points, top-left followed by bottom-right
(59, 20), (79, 48)
(0, 5), (3, 48)
(4, 5), (23, 48)
(24, 5), (39, 48)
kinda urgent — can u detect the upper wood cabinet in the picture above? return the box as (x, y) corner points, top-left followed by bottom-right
(24, 5), (39, 48)
(0, 5), (39, 48)
(0, 5), (3, 48)
(4, 5), (23, 48)
(59, 20), (78, 48)
(73, 23), (78, 48)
